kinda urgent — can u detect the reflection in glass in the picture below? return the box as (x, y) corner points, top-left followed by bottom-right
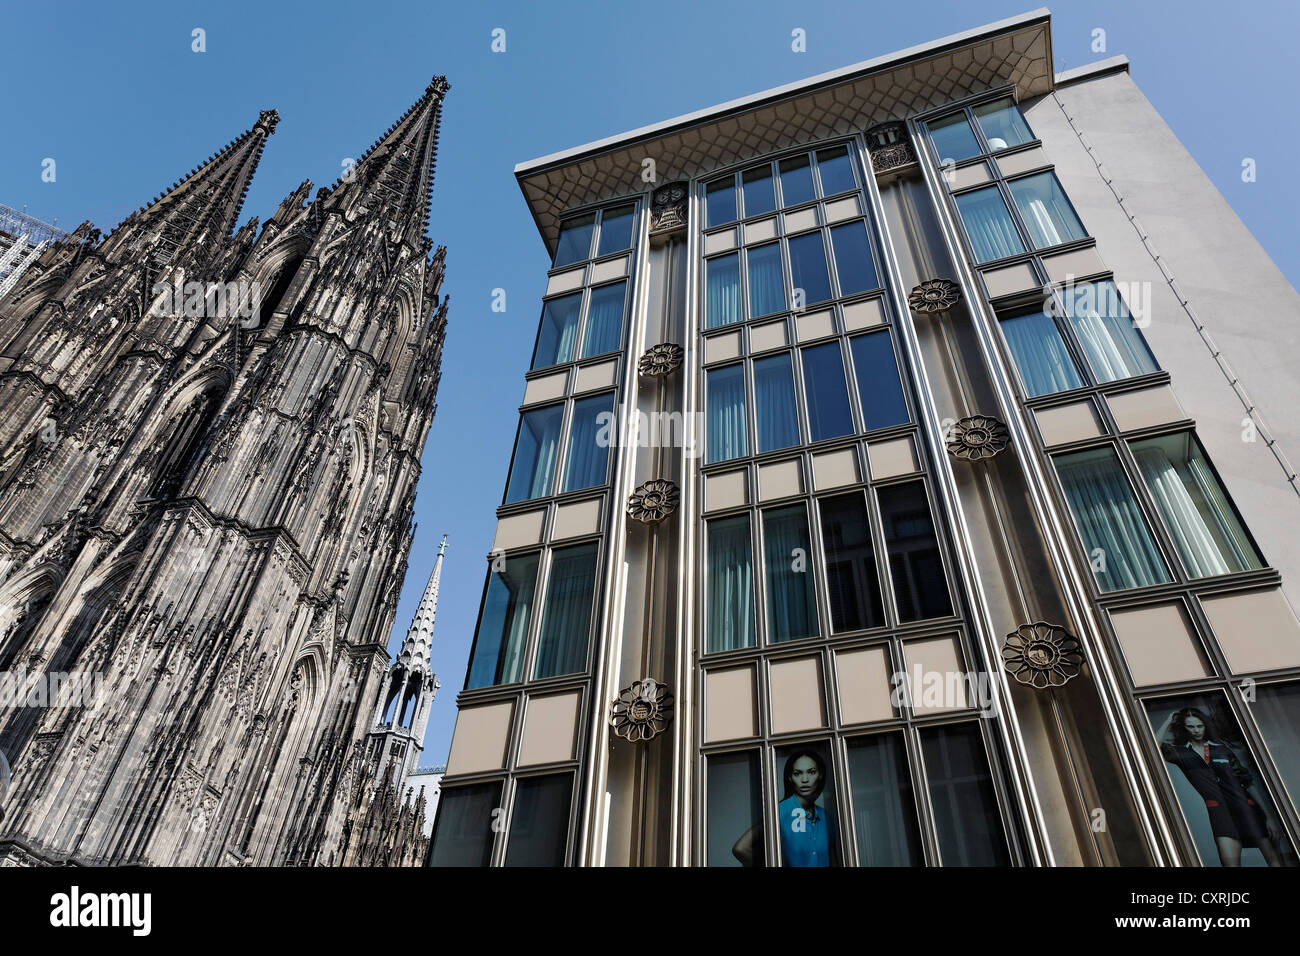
(778, 154), (815, 206)
(581, 281), (625, 357)
(595, 204), (635, 257)
(1054, 446), (1172, 591)
(801, 342), (853, 442)
(1060, 280), (1158, 382)
(706, 253), (741, 328)
(816, 145), (856, 195)
(1130, 432), (1263, 578)
(920, 722), (1010, 865)
(850, 331), (909, 430)
(787, 232), (833, 306)
(819, 493), (884, 631)
(1008, 172), (1087, 249)
(761, 744), (839, 866)
(753, 352), (799, 453)
(427, 782), (501, 867)
(1147, 693), (1295, 867)
(710, 751), (765, 867)
(504, 405), (563, 503)
(534, 542), (599, 679)
(1253, 683), (1300, 814)
(846, 733), (924, 865)
(955, 186), (1026, 263)
(706, 514), (755, 652)
(561, 392), (613, 493)
(972, 98), (1033, 151)
(504, 774), (572, 866)
(553, 213), (595, 267)
(706, 363), (747, 463)
(928, 112), (981, 162)
(999, 307), (1084, 397)
(532, 292), (582, 369)
(742, 165), (776, 217)
(763, 505), (818, 643)
(877, 481), (952, 620)
(466, 553), (539, 688)
(829, 221), (879, 296)
(747, 243), (785, 318)
(706, 176), (736, 227)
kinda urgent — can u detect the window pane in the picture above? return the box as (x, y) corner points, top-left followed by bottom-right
(753, 352), (799, 453)
(427, 782), (500, 867)
(562, 393), (614, 493)
(553, 213), (595, 267)
(467, 553), (539, 689)
(829, 221), (879, 296)
(1253, 683), (1300, 816)
(972, 97), (1033, 151)
(846, 733), (924, 866)
(746, 242), (785, 318)
(763, 505), (818, 642)
(999, 307), (1084, 397)
(706, 253), (741, 329)
(707, 751), (765, 867)
(706, 363), (747, 463)
(1008, 172), (1087, 249)
(928, 112), (981, 162)
(707, 515), (755, 652)
(816, 146), (856, 195)
(581, 281), (625, 357)
(778, 154), (815, 207)
(534, 542), (599, 679)
(819, 493), (884, 631)
(877, 481), (952, 621)
(850, 332), (909, 430)
(706, 176), (737, 227)
(1060, 281), (1158, 382)
(801, 342), (853, 442)
(1146, 692), (1298, 867)
(741, 165), (776, 218)
(787, 232), (833, 306)
(774, 741), (840, 866)
(505, 405), (563, 503)
(1130, 433), (1263, 578)
(504, 774), (572, 866)
(920, 723), (1010, 866)
(1053, 446), (1172, 591)
(532, 292), (582, 369)
(955, 186), (1025, 263)
(596, 203), (635, 257)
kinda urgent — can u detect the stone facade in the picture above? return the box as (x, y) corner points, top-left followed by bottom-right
(0, 77), (450, 866)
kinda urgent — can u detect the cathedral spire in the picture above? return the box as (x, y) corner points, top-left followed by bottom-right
(323, 76), (449, 248)
(108, 109), (280, 264)
(396, 533), (446, 674)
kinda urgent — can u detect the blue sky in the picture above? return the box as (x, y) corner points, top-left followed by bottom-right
(4, 0), (1298, 767)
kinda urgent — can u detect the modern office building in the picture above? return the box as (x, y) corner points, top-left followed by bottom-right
(428, 9), (1300, 867)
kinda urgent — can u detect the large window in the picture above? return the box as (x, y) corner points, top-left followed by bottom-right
(553, 203), (636, 267)
(706, 514), (755, 652)
(801, 342), (853, 442)
(920, 723), (1011, 865)
(999, 306), (1084, 398)
(504, 405), (563, 503)
(877, 481), (952, 621)
(427, 782), (501, 867)
(829, 221), (879, 296)
(1008, 171), (1087, 250)
(927, 111), (982, 163)
(753, 353), (800, 453)
(747, 243), (785, 317)
(926, 97), (1034, 160)
(819, 493), (884, 631)
(954, 187), (1026, 263)
(706, 253), (741, 329)
(466, 553), (540, 689)
(595, 204), (635, 257)
(504, 774), (572, 867)
(788, 232), (833, 306)
(581, 281), (626, 358)
(972, 97), (1033, 151)
(706, 363), (747, 463)
(534, 542), (599, 679)
(561, 393), (614, 493)
(1129, 432), (1263, 578)
(1053, 446), (1171, 591)
(532, 293), (582, 369)
(850, 332), (909, 431)
(707, 750), (765, 867)
(846, 733), (925, 866)
(762, 504), (818, 643)
(1059, 280), (1158, 383)
(553, 213), (596, 268)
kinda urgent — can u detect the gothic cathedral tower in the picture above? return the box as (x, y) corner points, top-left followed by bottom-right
(0, 77), (451, 866)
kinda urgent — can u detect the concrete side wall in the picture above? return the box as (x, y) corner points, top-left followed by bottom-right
(1028, 67), (1300, 606)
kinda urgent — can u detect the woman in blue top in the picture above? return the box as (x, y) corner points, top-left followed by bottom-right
(776, 749), (836, 867)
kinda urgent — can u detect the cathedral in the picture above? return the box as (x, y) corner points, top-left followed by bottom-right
(0, 76), (450, 866)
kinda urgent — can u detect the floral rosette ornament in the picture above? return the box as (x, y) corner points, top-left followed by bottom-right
(627, 478), (679, 524)
(637, 343), (684, 378)
(610, 678), (673, 742)
(908, 278), (961, 314)
(1001, 622), (1084, 689)
(946, 414), (1010, 462)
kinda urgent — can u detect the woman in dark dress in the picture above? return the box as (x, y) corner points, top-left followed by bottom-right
(1155, 707), (1285, 866)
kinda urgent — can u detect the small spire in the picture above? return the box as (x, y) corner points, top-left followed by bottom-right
(396, 533), (446, 671)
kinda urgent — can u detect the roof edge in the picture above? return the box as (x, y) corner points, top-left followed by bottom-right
(1054, 55), (1130, 86)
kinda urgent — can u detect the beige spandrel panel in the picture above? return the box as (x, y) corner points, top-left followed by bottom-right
(574, 359), (618, 393)
(518, 691), (581, 766)
(705, 666), (757, 742)
(1035, 400), (1103, 447)
(553, 498), (602, 540)
(705, 330), (743, 364)
(750, 320), (789, 353)
(835, 645), (895, 725)
(1201, 588), (1300, 674)
(769, 656), (826, 734)
(757, 459), (803, 501)
(446, 700), (516, 775)
(902, 635), (968, 714)
(842, 297), (886, 331)
(981, 262), (1039, 299)
(546, 268), (584, 296)
(1106, 384), (1187, 432)
(812, 447), (860, 491)
(867, 435), (918, 480)
(704, 469), (748, 512)
(1109, 603), (1210, 687)
(589, 255), (628, 284)
(493, 510), (545, 551)
(523, 371), (568, 406)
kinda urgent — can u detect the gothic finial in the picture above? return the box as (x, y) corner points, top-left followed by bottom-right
(256, 109), (281, 135)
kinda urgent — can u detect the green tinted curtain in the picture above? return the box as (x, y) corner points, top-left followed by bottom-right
(763, 506), (817, 642)
(581, 282), (625, 357)
(753, 353), (799, 452)
(955, 187), (1025, 262)
(467, 554), (539, 688)
(562, 393), (613, 493)
(707, 364), (747, 462)
(534, 543), (598, 679)
(747, 243), (785, 317)
(1000, 310), (1083, 397)
(707, 254), (741, 328)
(707, 515), (755, 652)
(1061, 282), (1157, 383)
(505, 405), (562, 503)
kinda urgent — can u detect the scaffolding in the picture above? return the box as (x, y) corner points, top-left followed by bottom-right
(0, 202), (67, 248)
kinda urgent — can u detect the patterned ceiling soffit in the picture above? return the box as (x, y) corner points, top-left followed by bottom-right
(516, 11), (1053, 250)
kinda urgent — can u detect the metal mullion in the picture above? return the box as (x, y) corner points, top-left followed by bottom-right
(827, 727), (856, 867)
